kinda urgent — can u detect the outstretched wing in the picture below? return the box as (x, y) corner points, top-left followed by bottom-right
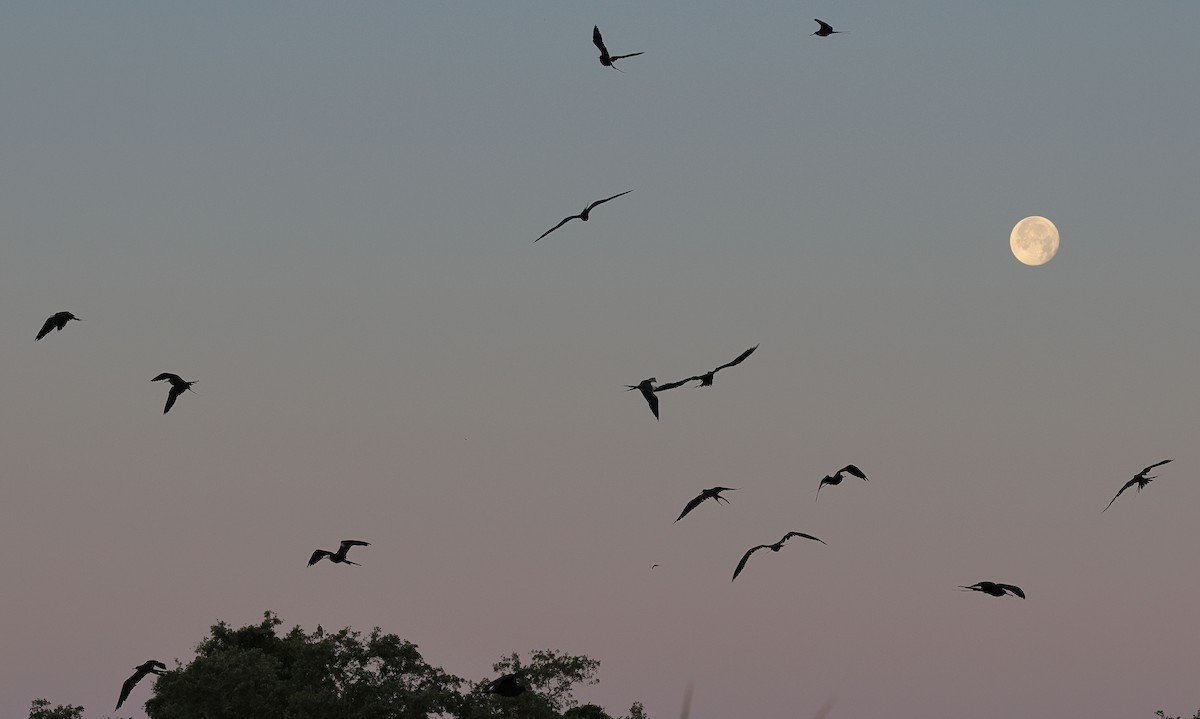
(308, 549), (331, 566)
(164, 384), (187, 414)
(732, 545), (768, 581)
(35, 316), (58, 341)
(713, 345), (758, 373)
(814, 19), (834, 33)
(1139, 459), (1172, 475)
(340, 539), (370, 551)
(535, 214), (580, 242)
(781, 531), (826, 545)
(1102, 477), (1139, 512)
(999, 583), (1026, 599)
(655, 377), (700, 392)
(841, 464), (868, 480)
(584, 189), (633, 213)
(115, 670), (144, 711)
(608, 52), (644, 61)
(152, 373), (181, 383)
(639, 384), (659, 419)
(675, 492), (708, 522)
(592, 26), (609, 58)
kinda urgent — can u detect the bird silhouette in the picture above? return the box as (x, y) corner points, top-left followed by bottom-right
(1103, 459), (1172, 512)
(593, 26), (643, 70)
(732, 531), (826, 581)
(960, 581), (1025, 599)
(535, 190), (632, 242)
(115, 660), (166, 711)
(308, 539), (371, 567)
(151, 373), (196, 414)
(675, 486), (737, 522)
(35, 311), (81, 340)
(816, 464), (869, 499)
(626, 377), (660, 419)
(654, 345), (759, 390)
(484, 669), (529, 697)
(812, 19), (842, 36)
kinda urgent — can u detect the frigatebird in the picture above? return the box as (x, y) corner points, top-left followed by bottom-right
(960, 581), (1025, 599)
(732, 531), (825, 581)
(593, 26), (643, 70)
(35, 311), (81, 340)
(655, 345), (759, 390)
(535, 190), (632, 242)
(675, 486), (737, 522)
(626, 377), (660, 419)
(1103, 459), (1172, 512)
(484, 669), (529, 697)
(812, 19), (842, 37)
(151, 373), (196, 414)
(308, 539), (371, 567)
(115, 660), (166, 711)
(816, 464), (868, 499)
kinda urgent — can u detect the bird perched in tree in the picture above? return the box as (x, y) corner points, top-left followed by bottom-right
(35, 311), (81, 340)
(675, 487), (737, 522)
(815, 464), (869, 499)
(655, 345), (759, 390)
(535, 190), (632, 242)
(1103, 459), (1172, 512)
(308, 539), (371, 567)
(115, 660), (166, 710)
(484, 669), (529, 697)
(811, 19), (842, 37)
(960, 581), (1025, 599)
(732, 531), (826, 581)
(151, 373), (196, 414)
(592, 26), (643, 70)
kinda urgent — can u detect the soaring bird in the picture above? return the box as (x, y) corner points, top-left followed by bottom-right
(732, 531), (826, 581)
(535, 190), (632, 242)
(655, 345), (759, 390)
(815, 464), (869, 499)
(484, 669), (529, 698)
(626, 377), (660, 419)
(151, 373), (196, 414)
(675, 486), (737, 522)
(960, 581), (1025, 599)
(811, 19), (842, 36)
(593, 26), (643, 70)
(35, 311), (81, 340)
(1103, 459), (1172, 512)
(115, 660), (166, 711)
(308, 539), (371, 567)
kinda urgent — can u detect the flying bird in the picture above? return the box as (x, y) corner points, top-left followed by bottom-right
(812, 19), (842, 37)
(35, 311), (81, 340)
(1103, 459), (1172, 512)
(593, 26), (643, 70)
(151, 373), (196, 414)
(675, 486), (737, 522)
(626, 377), (660, 419)
(484, 669), (529, 698)
(535, 190), (632, 242)
(308, 539), (371, 567)
(960, 581), (1025, 599)
(655, 345), (759, 391)
(816, 464), (869, 499)
(732, 531), (826, 581)
(115, 660), (166, 711)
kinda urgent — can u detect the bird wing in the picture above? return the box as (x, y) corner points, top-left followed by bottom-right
(308, 549), (332, 566)
(999, 583), (1026, 598)
(1139, 459), (1173, 475)
(592, 26), (609, 58)
(163, 383), (186, 414)
(655, 377), (700, 391)
(781, 531), (826, 545)
(639, 384), (659, 419)
(841, 464), (868, 480)
(1103, 477), (1139, 511)
(535, 214), (579, 242)
(815, 19), (834, 32)
(152, 373), (181, 383)
(608, 52), (644, 61)
(732, 545), (768, 581)
(815, 478), (830, 500)
(584, 189), (633, 212)
(675, 493), (709, 522)
(115, 669), (145, 711)
(35, 317), (58, 341)
(712, 345), (758, 373)
(340, 540), (370, 551)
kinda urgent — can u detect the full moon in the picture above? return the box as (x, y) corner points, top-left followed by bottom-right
(1010, 216), (1060, 266)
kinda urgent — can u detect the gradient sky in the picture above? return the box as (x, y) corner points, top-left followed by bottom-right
(3, 3), (1199, 718)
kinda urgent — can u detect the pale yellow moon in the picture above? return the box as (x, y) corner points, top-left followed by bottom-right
(1010, 216), (1060, 266)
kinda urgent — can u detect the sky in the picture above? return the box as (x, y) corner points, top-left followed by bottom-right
(2, 2), (1199, 718)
